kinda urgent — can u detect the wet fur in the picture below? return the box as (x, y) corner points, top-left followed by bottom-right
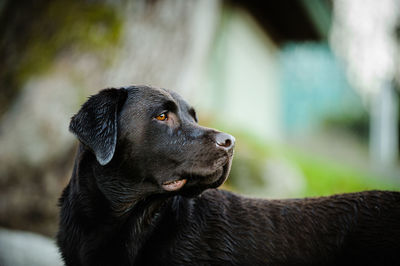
(58, 86), (400, 266)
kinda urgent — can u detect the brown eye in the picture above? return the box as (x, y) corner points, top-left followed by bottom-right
(155, 113), (168, 121)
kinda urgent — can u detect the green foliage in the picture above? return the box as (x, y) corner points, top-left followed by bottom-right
(17, 1), (122, 84)
(0, 0), (122, 116)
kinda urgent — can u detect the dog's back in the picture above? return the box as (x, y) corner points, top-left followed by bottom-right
(132, 189), (400, 266)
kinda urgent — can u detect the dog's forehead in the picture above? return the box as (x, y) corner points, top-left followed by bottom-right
(125, 86), (191, 110)
(165, 89), (192, 110)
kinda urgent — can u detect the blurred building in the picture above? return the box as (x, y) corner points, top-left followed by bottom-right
(205, 0), (399, 170)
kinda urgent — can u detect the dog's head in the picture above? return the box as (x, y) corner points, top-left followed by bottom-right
(69, 86), (234, 209)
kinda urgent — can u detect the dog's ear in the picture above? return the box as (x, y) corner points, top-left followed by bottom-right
(69, 88), (128, 165)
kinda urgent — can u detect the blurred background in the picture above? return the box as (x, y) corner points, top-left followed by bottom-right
(1, 0), (400, 264)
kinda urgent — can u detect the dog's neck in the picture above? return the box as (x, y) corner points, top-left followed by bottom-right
(61, 145), (174, 264)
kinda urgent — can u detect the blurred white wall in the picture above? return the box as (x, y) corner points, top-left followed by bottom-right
(202, 7), (282, 142)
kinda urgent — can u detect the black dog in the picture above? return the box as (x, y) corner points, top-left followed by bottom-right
(58, 86), (400, 266)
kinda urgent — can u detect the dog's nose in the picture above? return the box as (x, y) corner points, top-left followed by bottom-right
(215, 132), (235, 150)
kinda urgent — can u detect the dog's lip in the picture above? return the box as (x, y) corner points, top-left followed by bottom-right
(208, 162), (230, 188)
(162, 178), (187, 191)
(181, 160), (230, 187)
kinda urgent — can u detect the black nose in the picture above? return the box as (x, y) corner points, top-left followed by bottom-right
(215, 132), (235, 150)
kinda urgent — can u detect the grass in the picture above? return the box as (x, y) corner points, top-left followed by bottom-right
(283, 148), (400, 197)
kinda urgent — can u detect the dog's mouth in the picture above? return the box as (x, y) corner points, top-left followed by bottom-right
(161, 158), (231, 193)
(207, 162), (230, 188)
(162, 178), (187, 191)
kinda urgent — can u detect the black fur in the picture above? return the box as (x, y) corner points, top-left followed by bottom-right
(58, 86), (400, 266)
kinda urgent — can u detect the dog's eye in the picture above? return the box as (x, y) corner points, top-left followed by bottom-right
(155, 113), (168, 121)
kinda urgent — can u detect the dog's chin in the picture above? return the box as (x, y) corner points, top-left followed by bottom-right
(176, 161), (232, 197)
(206, 162), (231, 188)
